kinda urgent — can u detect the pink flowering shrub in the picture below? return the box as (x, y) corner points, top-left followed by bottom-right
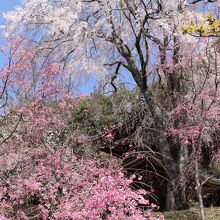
(167, 82), (220, 177)
(0, 96), (162, 219)
(0, 38), (163, 220)
(0, 150), (162, 220)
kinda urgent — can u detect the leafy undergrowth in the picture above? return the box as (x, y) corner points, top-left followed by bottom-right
(154, 207), (220, 220)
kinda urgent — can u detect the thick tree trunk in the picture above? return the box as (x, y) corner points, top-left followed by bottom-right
(141, 90), (188, 210)
(157, 132), (188, 210)
(164, 169), (188, 210)
(124, 50), (186, 210)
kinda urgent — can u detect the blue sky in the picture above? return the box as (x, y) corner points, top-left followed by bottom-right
(0, 0), (21, 25)
(0, 1), (20, 67)
(0, 1), (21, 64)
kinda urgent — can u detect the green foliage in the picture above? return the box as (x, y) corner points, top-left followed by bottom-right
(70, 89), (140, 135)
(181, 13), (220, 37)
(71, 96), (116, 135)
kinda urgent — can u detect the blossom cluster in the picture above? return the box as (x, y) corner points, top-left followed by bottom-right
(0, 150), (162, 220)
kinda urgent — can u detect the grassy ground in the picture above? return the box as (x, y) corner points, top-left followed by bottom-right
(154, 207), (220, 220)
